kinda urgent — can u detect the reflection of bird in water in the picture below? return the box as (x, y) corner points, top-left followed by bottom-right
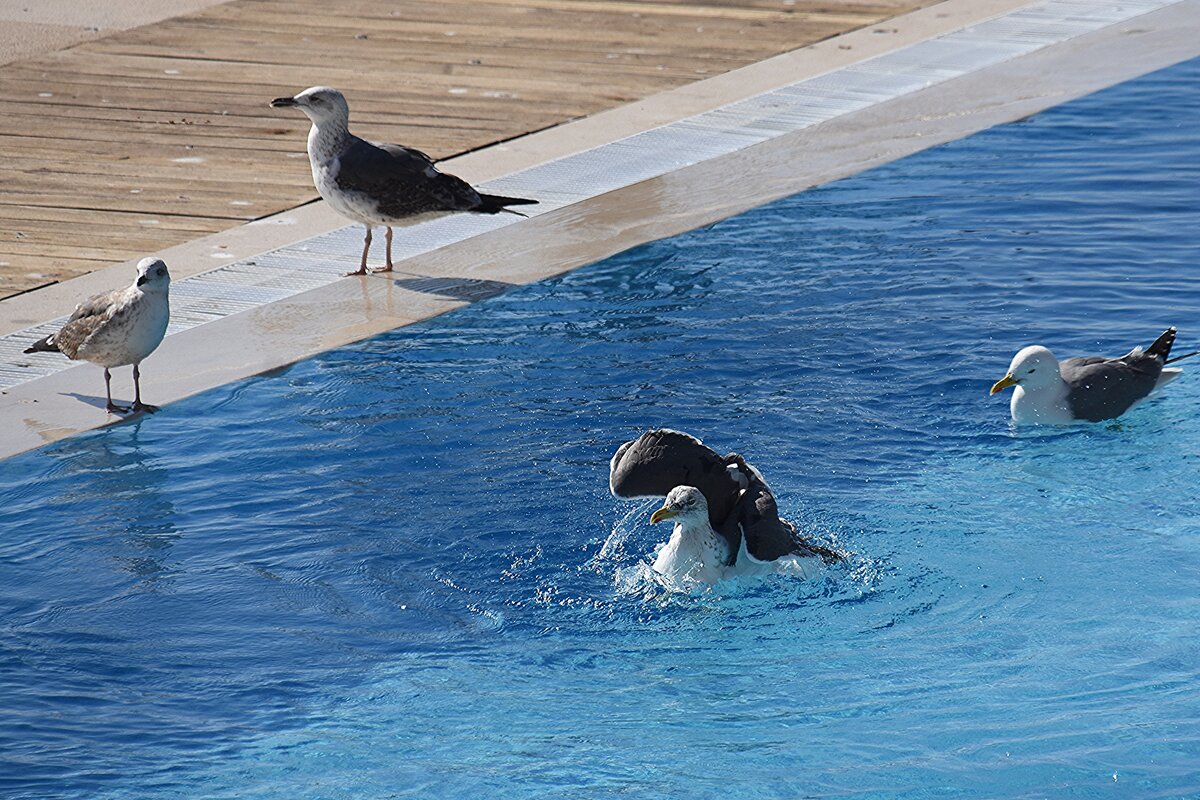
(67, 430), (179, 583)
(609, 429), (842, 586)
(24, 258), (171, 414)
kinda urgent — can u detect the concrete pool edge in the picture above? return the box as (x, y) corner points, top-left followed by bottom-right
(0, 0), (1197, 461)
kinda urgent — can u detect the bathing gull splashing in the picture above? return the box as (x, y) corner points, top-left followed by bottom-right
(609, 429), (842, 587)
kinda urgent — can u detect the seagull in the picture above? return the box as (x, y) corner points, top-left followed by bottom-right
(609, 429), (842, 586)
(270, 86), (537, 276)
(23, 258), (171, 414)
(990, 327), (1197, 424)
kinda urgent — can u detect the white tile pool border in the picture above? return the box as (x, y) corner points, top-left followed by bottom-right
(0, 0), (1197, 458)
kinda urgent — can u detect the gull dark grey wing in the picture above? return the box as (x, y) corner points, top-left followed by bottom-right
(335, 137), (484, 217)
(1061, 328), (1176, 422)
(735, 477), (800, 561)
(728, 455), (842, 563)
(1061, 355), (1162, 422)
(609, 429), (742, 531)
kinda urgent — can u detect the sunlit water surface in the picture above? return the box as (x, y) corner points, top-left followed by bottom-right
(2, 58), (1199, 800)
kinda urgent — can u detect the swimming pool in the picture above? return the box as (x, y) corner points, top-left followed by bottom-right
(2, 55), (1198, 799)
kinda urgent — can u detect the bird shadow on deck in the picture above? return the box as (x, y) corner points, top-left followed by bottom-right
(60, 392), (153, 418)
(392, 277), (515, 304)
(61, 392), (116, 411)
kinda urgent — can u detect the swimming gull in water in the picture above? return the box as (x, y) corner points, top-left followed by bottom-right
(990, 327), (1197, 424)
(24, 257), (171, 414)
(609, 429), (842, 585)
(270, 86), (537, 276)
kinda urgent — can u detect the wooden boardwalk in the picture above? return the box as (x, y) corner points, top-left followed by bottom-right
(0, 0), (936, 299)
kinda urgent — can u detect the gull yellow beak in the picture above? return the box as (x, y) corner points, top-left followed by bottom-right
(990, 373), (1018, 395)
(649, 506), (678, 525)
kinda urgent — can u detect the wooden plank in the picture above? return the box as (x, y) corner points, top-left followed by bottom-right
(7, 47), (720, 90)
(90, 27), (826, 66)
(0, 206), (232, 237)
(0, 238), (199, 263)
(0, 204), (232, 233)
(0, 78), (617, 123)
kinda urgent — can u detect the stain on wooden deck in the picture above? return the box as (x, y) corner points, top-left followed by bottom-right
(0, 0), (937, 298)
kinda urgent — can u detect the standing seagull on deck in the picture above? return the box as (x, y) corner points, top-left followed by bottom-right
(270, 86), (537, 275)
(24, 258), (171, 414)
(991, 327), (1198, 424)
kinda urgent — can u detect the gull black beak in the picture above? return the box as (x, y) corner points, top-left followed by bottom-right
(137, 275), (149, 286)
(270, 96), (298, 108)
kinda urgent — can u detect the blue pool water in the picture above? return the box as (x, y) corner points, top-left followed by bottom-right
(3, 57), (1200, 799)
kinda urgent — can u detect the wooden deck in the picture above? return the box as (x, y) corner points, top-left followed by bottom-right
(0, 0), (937, 299)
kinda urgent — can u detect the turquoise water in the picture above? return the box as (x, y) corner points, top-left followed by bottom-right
(2, 57), (1199, 799)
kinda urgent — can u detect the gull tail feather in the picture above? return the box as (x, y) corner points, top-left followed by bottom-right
(797, 538), (847, 564)
(1146, 327), (1176, 361)
(1165, 350), (1200, 365)
(23, 335), (59, 354)
(478, 193), (539, 216)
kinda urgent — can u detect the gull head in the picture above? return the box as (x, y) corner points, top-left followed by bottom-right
(991, 345), (1060, 395)
(270, 86), (350, 127)
(649, 486), (709, 527)
(134, 258), (170, 293)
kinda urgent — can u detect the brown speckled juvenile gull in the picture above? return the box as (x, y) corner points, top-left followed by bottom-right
(24, 258), (171, 414)
(270, 86), (537, 276)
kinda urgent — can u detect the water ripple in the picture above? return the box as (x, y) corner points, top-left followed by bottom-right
(0, 56), (1199, 800)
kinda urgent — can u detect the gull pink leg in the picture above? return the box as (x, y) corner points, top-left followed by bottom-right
(344, 225), (372, 276)
(371, 227), (395, 273)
